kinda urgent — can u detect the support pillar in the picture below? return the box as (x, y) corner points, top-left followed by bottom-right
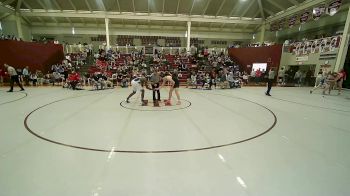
(335, 6), (350, 72)
(105, 17), (110, 50)
(15, 14), (23, 39)
(186, 21), (191, 53)
(259, 22), (265, 45)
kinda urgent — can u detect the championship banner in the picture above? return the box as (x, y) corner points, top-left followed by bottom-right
(288, 15), (298, 28)
(300, 10), (310, 24)
(328, 0), (342, 16)
(313, 4), (326, 20)
(278, 19), (286, 30)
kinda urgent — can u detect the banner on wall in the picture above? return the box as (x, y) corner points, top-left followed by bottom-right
(328, 0), (342, 16)
(313, 4), (326, 20)
(270, 1), (343, 31)
(290, 36), (342, 56)
(288, 15), (298, 28)
(300, 10), (310, 24)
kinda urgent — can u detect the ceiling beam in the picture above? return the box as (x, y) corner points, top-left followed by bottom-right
(240, 0), (255, 18)
(162, 0), (165, 15)
(51, 17), (58, 23)
(176, 0), (181, 15)
(84, 0), (92, 12)
(266, 0), (285, 11)
(21, 10), (263, 25)
(3, 0), (16, 5)
(264, 8), (274, 16)
(132, 0), (135, 13)
(287, 0), (299, 6)
(22, 1), (32, 12)
(33, 21), (253, 32)
(52, 0), (62, 11)
(65, 17), (72, 25)
(16, 0), (23, 11)
(36, 0), (47, 11)
(231, 0), (255, 28)
(243, 12), (260, 29)
(22, 15), (31, 25)
(37, 16), (45, 26)
(266, 0), (326, 23)
(98, 0), (106, 11)
(228, 2), (239, 17)
(202, 0), (211, 16)
(0, 13), (11, 20)
(0, 2), (15, 13)
(68, 0), (77, 11)
(116, 0), (121, 13)
(257, 0), (265, 19)
(215, 0), (226, 17)
(189, 0), (195, 15)
(30, 23), (255, 34)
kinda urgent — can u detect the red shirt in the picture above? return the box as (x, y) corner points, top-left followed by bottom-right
(339, 70), (347, 80)
(68, 73), (80, 81)
(256, 70), (262, 77)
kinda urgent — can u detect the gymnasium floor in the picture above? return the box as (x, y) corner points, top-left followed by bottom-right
(0, 86), (349, 196)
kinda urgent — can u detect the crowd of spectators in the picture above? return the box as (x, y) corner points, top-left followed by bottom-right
(0, 34), (22, 41)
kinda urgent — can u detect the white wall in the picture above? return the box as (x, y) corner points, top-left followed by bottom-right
(279, 50), (339, 75)
(0, 15), (18, 36)
(0, 15), (32, 41)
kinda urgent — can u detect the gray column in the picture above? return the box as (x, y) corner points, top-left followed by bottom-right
(259, 22), (265, 45)
(186, 21), (191, 53)
(335, 6), (350, 71)
(105, 17), (110, 50)
(16, 14), (23, 39)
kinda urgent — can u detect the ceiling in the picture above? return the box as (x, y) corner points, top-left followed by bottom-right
(0, 0), (309, 31)
(1, 0), (307, 17)
(1, 0), (350, 37)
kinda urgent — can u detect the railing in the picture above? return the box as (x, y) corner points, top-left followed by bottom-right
(65, 44), (92, 53)
(153, 47), (188, 55)
(207, 48), (228, 55)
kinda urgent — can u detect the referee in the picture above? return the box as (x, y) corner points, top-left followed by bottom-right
(265, 68), (275, 96)
(4, 64), (25, 92)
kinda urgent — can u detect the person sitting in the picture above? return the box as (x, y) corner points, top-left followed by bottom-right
(30, 72), (38, 86)
(227, 72), (235, 88)
(67, 71), (81, 90)
(121, 75), (129, 88)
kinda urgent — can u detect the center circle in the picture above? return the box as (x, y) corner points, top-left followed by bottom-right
(120, 99), (192, 111)
(24, 92), (277, 153)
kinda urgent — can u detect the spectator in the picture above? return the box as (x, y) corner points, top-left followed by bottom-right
(22, 66), (30, 86)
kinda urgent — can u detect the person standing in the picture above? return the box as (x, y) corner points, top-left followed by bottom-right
(265, 68), (275, 96)
(22, 66), (30, 86)
(4, 64), (25, 92)
(150, 69), (161, 101)
(0, 68), (5, 86)
(335, 69), (347, 95)
(126, 73), (151, 104)
(278, 67), (285, 86)
(160, 71), (181, 105)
